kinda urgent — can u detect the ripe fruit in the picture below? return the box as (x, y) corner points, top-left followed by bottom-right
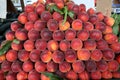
(72, 19), (82, 30)
(18, 12), (28, 24)
(65, 49), (77, 63)
(84, 39), (96, 51)
(6, 50), (17, 62)
(72, 60), (85, 73)
(1, 0), (120, 79)
(52, 50), (64, 63)
(71, 38), (83, 50)
(5, 31), (15, 41)
(59, 61), (71, 73)
(104, 17), (115, 27)
(78, 12), (89, 22)
(77, 49), (91, 61)
(15, 29), (27, 41)
(47, 19), (59, 31)
(77, 30), (89, 41)
(59, 20), (70, 31)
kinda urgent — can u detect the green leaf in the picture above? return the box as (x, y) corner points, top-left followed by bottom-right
(63, 6), (68, 24)
(46, 4), (54, 13)
(113, 24), (119, 35)
(13, 39), (20, 44)
(0, 40), (12, 55)
(41, 72), (64, 80)
(68, 11), (74, 20)
(53, 5), (64, 14)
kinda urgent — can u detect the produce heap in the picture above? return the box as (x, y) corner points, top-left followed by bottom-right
(0, 0), (120, 80)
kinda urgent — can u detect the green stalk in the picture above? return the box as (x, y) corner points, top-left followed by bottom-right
(63, 6), (68, 25)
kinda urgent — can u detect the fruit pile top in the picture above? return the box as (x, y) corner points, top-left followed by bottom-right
(0, 0), (120, 80)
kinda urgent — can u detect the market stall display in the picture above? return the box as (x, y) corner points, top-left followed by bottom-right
(0, 0), (120, 80)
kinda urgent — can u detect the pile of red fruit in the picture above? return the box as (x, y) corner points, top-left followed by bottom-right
(0, 0), (120, 80)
